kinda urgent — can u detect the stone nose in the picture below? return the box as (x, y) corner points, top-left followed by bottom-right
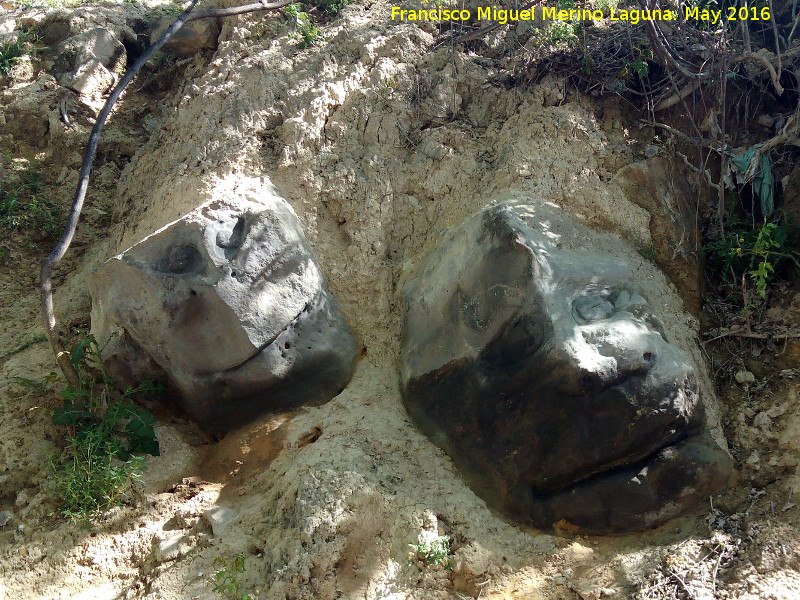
(615, 344), (658, 375)
(576, 325), (664, 392)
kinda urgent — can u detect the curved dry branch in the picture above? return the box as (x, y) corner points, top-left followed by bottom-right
(640, 0), (712, 80)
(451, 1), (539, 44)
(731, 52), (785, 96)
(40, 0), (291, 383)
(188, 0), (293, 21)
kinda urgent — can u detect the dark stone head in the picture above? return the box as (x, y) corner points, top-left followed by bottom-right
(401, 201), (730, 534)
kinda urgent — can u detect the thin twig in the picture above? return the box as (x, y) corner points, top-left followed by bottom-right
(718, 26), (728, 224)
(669, 568), (696, 600)
(741, 0), (752, 54)
(642, 120), (723, 151)
(654, 79), (701, 112)
(451, 1), (539, 44)
(711, 547), (725, 592)
(188, 0), (292, 21)
(731, 52), (784, 96)
(703, 328), (800, 343)
(676, 150), (721, 191)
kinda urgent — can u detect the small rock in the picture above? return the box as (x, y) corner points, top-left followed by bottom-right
(746, 451), (760, 466)
(757, 114), (775, 128)
(151, 18), (219, 56)
(60, 58), (115, 96)
(0, 511), (13, 527)
(735, 369), (756, 384)
(0, 18), (15, 34)
(15, 490), (28, 508)
(153, 531), (187, 562)
(766, 403), (788, 418)
(753, 412), (772, 429)
(203, 506), (235, 537)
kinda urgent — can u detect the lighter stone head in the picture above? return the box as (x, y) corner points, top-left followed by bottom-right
(90, 189), (359, 436)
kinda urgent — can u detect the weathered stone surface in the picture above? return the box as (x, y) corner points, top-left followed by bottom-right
(151, 18), (219, 57)
(59, 58), (115, 96)
(56, 27), (125, 70)
(400, 199), (731, 534)
(782, 161), (800, 233)
(2, 74), (58, 148)
(0, 510), (13, 528)
(53, 28), (125, 95)
(203, 505), (235, 536)
(89, 187), (359, 436)
(613, 158), (704, 313)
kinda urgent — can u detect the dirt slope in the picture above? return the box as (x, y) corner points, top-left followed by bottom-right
(2, 2), (800, 599)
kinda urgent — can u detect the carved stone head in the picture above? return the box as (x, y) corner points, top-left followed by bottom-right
(401, 200), (731, 534)
(90, 188), (359, 436)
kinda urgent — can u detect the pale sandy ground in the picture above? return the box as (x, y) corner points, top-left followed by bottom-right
(2, 2), (800, 599)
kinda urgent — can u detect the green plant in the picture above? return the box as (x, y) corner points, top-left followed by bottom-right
(546, 20), (580, 47)
(580, 54), (595, 75)
(284, 4), (319, 48)
(48, 337), (162, 522)
(409, 535), (452, 569)
(0, 161), (62, 237)
(746, 221), (797, 298)
(159, 3), (185, 15)
(590, 0), (618, 11)
(621, 43), (654, 80)
(537, 0), (582, 48)
(638, 244), (657, 262)
(212, 554), (252, 600)
(315, 0), (349, 16)
(253, 20), (269, 39)
(0, 28), (39, 76)
(704, 213), (800, 301)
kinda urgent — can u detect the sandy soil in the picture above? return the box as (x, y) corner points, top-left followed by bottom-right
(2, 2), (800, 599)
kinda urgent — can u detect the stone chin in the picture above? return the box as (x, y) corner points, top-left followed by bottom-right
(401, 199), (732, 534)
(90, 190), (360, 437)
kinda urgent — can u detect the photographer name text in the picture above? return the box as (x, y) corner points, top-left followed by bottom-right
(390, 5), (772, 26)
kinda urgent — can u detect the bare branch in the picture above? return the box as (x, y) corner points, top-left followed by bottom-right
(654, 79), (701, 112)
(188, 0), (293, 21)
(451, 1), (540, 44)
(731, 52), (784, 96)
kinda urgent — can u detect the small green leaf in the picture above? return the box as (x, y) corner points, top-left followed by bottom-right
(52, 400), (92, 425)
(61, 386), (84, 400)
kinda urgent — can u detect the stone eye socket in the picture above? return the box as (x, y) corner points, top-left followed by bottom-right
(572, 294), (615, 323)
(155, 245), (203, 275)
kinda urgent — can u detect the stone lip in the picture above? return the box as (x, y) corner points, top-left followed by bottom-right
(401, 199), (732, 534)
(89, 190), (360, 436)
(525, 432), (732, 535)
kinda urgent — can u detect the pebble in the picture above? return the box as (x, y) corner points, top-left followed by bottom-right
(203, 506), (236, 537)
(753, 412), (772, 429)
